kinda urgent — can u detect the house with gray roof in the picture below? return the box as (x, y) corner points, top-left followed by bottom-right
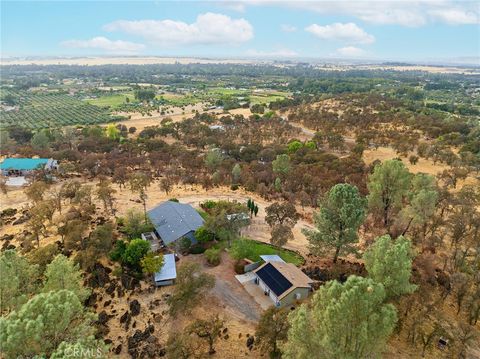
(147, 201), (204, 246)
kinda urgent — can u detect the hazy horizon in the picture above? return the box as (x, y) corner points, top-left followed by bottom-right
(1, 1), (479, 65)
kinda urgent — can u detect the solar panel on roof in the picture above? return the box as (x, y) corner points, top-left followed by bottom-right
(256, 263), (292, 296)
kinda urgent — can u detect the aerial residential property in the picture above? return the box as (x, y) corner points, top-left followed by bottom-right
(1, 1), (478, 358)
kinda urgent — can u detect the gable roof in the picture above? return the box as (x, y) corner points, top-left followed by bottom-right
(0, 158), (50, 171)
(254, 261), (312, 299)
(154, 254), (177, 282)
(147, 201), (204, 245)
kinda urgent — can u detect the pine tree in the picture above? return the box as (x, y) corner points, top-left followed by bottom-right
(283, 276), (397, 359)
(367, 159), (411, 230)
(363, 235), (417, 299)
(0, 290), (100, 358)
(303, 183), (366, 263)
(0, 250), (39, 314)
(43, 255), (90, 302)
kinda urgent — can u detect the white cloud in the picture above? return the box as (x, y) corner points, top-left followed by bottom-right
(218, 1), (246, 12)
(305, 22), (375, 44)
(61, 37), (145, 53)
(238, 0), (479, 27)
(281, 24), (297, 32)
(335, 46), (367, 58)
(104, 12), (253, 45)
(429, 8), (479, 25)
(246, 48), (298, 57)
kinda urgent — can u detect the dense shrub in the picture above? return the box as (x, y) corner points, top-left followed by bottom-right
(234, 259), (247, 274)
(195, 226), (215, 243)
(205, 247), (221, 266)
(178, 237), (192, 253)
(109, 240), (127, 261)
(189, 244), (206, 255)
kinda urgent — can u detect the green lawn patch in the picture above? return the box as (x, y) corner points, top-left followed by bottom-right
(230, 238), (304, 266)
(85, 93), (135, 108)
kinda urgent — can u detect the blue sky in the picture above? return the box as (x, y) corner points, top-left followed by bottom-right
(1, 1), (479, 62)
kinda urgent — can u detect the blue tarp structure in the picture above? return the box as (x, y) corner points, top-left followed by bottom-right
(0, 158), (50, 171)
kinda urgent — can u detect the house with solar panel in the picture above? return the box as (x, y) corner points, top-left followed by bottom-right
(146, 200), (204, 247)
(252, 258), (313, 307)
(0, 158), (58, 176)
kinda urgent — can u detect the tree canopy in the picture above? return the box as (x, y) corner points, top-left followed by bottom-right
(363, 235), (417, 299)
(304, 183), (366, 263)
(283, 276), (397, 359)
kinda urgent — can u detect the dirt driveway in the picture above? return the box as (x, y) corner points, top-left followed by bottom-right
(189, 252), (262, 322)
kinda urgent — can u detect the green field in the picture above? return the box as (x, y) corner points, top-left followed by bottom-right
(0, 90), (117, 129)
(85, 93), (135, 108)
(158, 93), (202, 106)
(230, 238), (304, 266)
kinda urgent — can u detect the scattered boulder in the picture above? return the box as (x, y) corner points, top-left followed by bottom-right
(0, 234), (14, 241)
(84, 292), (98, 307)
(106, 282), (116, 296)
(114, 344), (122, 355)
(12, 212), (30, 225)
(121, 273), (140, 290)
(1, 208), (17, 218)
(88, 263), (111, 288)
(97, 310), (111, 325)
(120, 310), (131, 329)
(127, 328), (151, 349)
(153, 313), (162, 323)
(117, 286), (125, 298)
(130, 299), (141, 316)
(246, 336), (255, 349)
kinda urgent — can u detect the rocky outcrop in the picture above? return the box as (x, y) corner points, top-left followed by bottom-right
(129, 299), (141, 316)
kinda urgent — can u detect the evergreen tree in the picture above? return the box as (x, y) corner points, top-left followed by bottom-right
(43, 254), (90, 302)
(367, 159), (411, 230)
(303, 183), (366, 263)
(272, 154), (291, 177)
(232, 163), (241, 184)
(363, 235), (417, 299)
(0, 290), (100, 358)
(0, 250), (39, 314)
(283, 276), (397, 359)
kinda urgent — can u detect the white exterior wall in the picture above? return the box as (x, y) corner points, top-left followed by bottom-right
(255, 274), (280, 306)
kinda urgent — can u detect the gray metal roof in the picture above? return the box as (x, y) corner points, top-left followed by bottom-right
(154, 254), (177, 282)
(260, 255), (285, 263)
(147, 201), (204, 245)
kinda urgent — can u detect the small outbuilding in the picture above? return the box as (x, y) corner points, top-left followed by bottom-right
(154, 253), (177, 286)
(253, 261), (313, 307)
(147, 201), (204, 246)
(0, 158), (58, 176)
